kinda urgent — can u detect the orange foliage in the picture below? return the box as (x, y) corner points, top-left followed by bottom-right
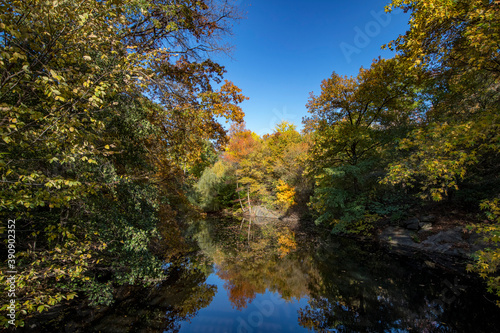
(217, 268), (259, 310)
(223, 122), (260, 163)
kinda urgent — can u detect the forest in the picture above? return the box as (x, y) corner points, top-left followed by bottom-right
(1, 0), (499, 328)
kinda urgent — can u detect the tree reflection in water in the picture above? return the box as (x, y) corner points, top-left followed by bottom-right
(36, 216), (500, 332)
(190, 217), (500, 333)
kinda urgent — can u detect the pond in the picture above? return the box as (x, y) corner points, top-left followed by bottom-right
(29, 217), (500, 332)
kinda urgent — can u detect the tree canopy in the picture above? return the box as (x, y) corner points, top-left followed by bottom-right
(0, 0), (245, 326)
(2, 0), (500, 327)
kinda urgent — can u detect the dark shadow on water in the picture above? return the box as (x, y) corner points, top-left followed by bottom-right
(21, 216), (500, 332)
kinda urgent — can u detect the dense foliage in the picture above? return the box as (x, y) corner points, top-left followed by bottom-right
(0, 0), (245, 326)
(193, 121), (310, 215)
(301, 0), (499, 298)
(196, 0), (500, 302)
(383, 0), (500, 298)
(2, 0), (500, 326)
(304, 57), (418, 233)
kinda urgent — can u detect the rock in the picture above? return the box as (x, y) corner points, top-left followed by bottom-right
(418, 222), (433, 231)
(407, 222), (420, 230)
(420, 226), (466, 255)
(380, 224), (477, 263)
(421, 226), (464, 245)
(420, 214), (437, 223)
(403, 218), (420, 230)
(250, 205), (279, 219)
(424, 260), (436, 268)
(402, 217), (419, 226)
(380, 227), (417, 247)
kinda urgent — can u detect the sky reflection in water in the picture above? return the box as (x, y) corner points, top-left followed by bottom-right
(164, 217), (500, 333)
(38, 217), (500, 332)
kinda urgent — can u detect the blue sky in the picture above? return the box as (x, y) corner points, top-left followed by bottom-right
(215, 0), (410, 135)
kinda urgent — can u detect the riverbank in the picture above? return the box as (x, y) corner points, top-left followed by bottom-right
(11, 213), (500, 332)
(362, 206), (491, 274)
(224, 205), (489, 274)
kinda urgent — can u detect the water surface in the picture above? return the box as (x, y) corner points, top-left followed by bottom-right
(32, 217), (500, 332)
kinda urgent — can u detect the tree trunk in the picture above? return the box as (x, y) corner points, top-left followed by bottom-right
(236, 180), (245, 212)
(247, 186), (252, 216)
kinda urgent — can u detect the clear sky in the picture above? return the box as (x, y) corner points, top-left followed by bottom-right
(215, 0), (411, 135)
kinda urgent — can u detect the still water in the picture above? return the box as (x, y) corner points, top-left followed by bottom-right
(36, 217), (500, 332)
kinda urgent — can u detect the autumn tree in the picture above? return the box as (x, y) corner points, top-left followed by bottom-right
(263, 121), (305, 183)
(0, 0), (245, 325)
(195, 159), (237, 211)
(222, 122), (259, 164)
(260, 121), (309, 212)
(383, 0), (500, 202)
(381, 0), (500, 200)
(228, 121), (309, 213)
(194, 120), (310, 215)
(305, 57), (418, 233)
(382, 0), (500, 302)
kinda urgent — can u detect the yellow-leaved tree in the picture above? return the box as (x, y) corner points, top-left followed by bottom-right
(0, 0), (246, 326)
(383, 0), (500, 302)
